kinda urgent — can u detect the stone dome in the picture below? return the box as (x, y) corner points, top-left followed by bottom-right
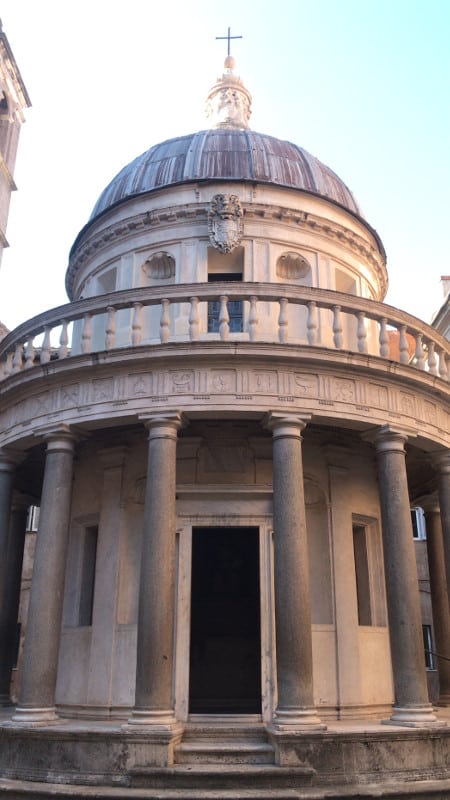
(89, 129), (362, 223)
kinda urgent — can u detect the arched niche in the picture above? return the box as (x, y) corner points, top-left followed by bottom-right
(276, 252), (311, 282)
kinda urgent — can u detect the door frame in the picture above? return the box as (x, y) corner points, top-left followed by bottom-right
(174, 508), (275, 723)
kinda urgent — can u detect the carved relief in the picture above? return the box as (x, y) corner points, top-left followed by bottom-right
(294, 373), (317, 396)
(332, 378), (355, 402)
(424, 401), (437, 425)
(170, 371), (194, 393)
(130, 373), (153, 396)
(92, 378), (114, 402)
(211, 370), (236, 393)
(60, 384), (80, 408)
(142, 251), (175, 280)
(251, 370), (277, 393)
(208, 194), (243, 253)
(31, 392), (52, 416)
(276, 252), (310, 280)
(400, 392), (416, 416)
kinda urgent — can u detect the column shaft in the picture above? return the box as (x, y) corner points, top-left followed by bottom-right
(0, 502), (27, 704)
(13, 430), (76, 724)
(375, 429), (436, 725)
(131, 413), (182, 727)
(0, 453), (16, 603)
(435, 453), (450, 597)
(424, 508), (450, 704)
(269, 415), (323, 730)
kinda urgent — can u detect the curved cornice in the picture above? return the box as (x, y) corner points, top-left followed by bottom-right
(66, 200), (387, 300)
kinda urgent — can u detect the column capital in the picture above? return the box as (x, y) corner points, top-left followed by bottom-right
(372, 425), (410, 454)
(139, 410), (185, 440)
(264, 413), (311, 439)
(36, 423), (79, 453)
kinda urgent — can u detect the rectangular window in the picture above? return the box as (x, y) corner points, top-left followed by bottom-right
(26, 505), (40, 532)
(352, 518), (387, 627)
(422, 624), (435, 670)
(208, 273), (243, 333)
(78, 525), (98, 626)
(411, 507), (426, 540)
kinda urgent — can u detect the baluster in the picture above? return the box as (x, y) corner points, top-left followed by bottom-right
(356, 311), (368, 354)
(189, 297), (200, 342)
(379, 317), (389, 358)
(332, 305), (343, 349)
(278, 298), (288, 343)
(219, 295), (230, 341)
(160, 299), (170, 343)
(399, 325), (409, 364)
(59, 320), (69, 359)
(81, 313), (92, 354)
(12, 343), (24, 373)
(307, 301), (318, 345)
(40, 326), (51, 364)
(25, 338), (35, 368)
(427, 340), (438, 376)
(438, 349), (448, 381)
(414, 332), (425, 370)
(249, 296), (259, 342)
(131, 302), (143, 346)
(105, 306), (116, 350)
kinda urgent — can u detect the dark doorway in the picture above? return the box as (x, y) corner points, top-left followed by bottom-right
(189, 527), (261, 714)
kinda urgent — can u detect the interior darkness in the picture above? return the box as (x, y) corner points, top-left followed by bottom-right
(189, 527), (261, 714)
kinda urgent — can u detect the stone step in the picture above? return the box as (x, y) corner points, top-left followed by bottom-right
(129, 764), (315, 790)
(175, 737), (275, 764)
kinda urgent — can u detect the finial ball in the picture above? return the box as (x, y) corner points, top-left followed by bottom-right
(224, 55), (236, 71)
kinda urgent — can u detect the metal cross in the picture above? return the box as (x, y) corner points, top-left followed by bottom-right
(216, 27), (243, 57)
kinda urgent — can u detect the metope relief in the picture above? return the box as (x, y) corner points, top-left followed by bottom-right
(92, 378), (114, 402)
(210, 370), (237, 393)
(293, 373), (318, 397)
(251, 370), (277, 393)
(60, 384), (80, 409)
(170, 371), (194, 394)
(129, 373), (153, 397)
(332, 377), (355, 402)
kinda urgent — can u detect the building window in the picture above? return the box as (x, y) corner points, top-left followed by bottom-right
(208, 273), (243, 333)
(78, 525), (98, 627)
(352, 518), (387, 627)
(422, 624), (435, 670)
(411, 507), (426, 540)
(26, 505), (40, 532)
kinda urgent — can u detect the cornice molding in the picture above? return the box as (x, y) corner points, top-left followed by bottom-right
(66, 201), (387, 299)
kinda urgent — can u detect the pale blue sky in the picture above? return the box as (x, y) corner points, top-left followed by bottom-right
(1, 0), (449, 329)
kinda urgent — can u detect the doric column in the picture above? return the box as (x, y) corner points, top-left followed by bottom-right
(434, 451), (450, 597)
(12, 427), (76, 725)
(0, 450), (17, 605)
(0, 497), (28, 705)
(423, 501), (450, 705)
(267, 414), (324, 732)
(86, 446), (127, 707)
(374, 427), (437, 726)
(129, 411), (183, 736)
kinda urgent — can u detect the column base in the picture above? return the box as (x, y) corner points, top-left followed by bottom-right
(10, 706), (61, 726)
(383, 704), (445, 728)
(124, 708), (182, 733)
(269, 707), (326, 732)
(123, 709), (183, 767)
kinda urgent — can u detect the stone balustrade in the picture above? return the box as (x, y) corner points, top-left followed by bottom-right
(0, 282), (448, 382)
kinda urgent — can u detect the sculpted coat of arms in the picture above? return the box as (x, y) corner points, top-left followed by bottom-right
(208, 194), (243, 253)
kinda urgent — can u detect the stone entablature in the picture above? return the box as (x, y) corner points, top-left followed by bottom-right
(66, 182), (387, 302)
(0, 349), (449, 451)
